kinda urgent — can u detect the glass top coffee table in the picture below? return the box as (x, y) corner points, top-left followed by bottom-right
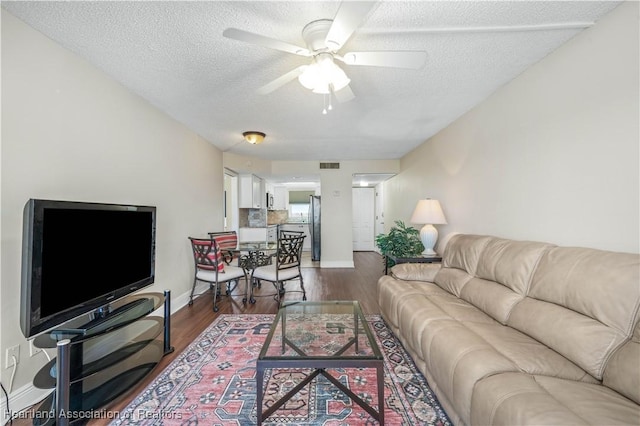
(256, 300), (385, 425)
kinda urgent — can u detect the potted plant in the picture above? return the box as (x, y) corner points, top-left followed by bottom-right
(375, 220), (424, 270)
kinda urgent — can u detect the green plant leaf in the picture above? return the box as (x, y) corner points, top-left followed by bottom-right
(375, 220), (425, 268)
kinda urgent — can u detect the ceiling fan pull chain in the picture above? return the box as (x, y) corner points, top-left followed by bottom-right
(322, 93), (328, 115)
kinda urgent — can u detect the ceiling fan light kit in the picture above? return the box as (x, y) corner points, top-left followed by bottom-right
(242, 131), (266, 145)
(223, 0), (427, 105)
(298, 53), (351, 94)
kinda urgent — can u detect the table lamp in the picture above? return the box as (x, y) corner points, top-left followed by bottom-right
(410, 199), (447, 256)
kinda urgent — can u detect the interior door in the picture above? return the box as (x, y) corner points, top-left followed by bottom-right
(224, 172), (238, 231)
(374, 184), (385, 253)
(352, 187), (375, 251)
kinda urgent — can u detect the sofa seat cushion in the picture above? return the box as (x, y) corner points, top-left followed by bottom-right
(391, 280), (595, 380)
(471, 372), (640, 425)
(416, 295), (595, 424)
(397, 292), (488, 347)
(421, 318), (519, 424)
(389, 280), (596, 424)
(378, 275), (448, 329)
(463, 321), (598, 383)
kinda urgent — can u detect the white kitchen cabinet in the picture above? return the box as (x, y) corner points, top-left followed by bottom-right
(239, 174), (264, 209)
(239, 227), (267, 242)
(280, 223), (311, 251)
(273, 186), (289, 210)
(265, 182), (274, 195)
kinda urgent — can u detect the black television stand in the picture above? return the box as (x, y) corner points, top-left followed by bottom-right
(30, 291), (173, 425)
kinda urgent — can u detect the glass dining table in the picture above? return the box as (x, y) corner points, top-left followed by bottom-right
(234, 241), (278, 303)
(236, 240), (278, 252)
(236, 241), (277, 268)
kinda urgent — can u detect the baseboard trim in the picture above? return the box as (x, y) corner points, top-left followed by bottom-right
(319, 260), (355, 268)
(1, 382), (51, 424)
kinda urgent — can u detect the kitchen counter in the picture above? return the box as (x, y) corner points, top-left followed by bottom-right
(279, 223), (311, 251)
(238, 227), (266, 241)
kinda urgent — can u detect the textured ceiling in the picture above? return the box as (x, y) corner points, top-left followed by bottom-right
(3, 1), (620, 164)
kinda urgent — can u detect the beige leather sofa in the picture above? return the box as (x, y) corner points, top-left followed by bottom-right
(377, 234), (640, 425)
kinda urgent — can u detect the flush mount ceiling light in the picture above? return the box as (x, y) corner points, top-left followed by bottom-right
(243, 131), (266, 145)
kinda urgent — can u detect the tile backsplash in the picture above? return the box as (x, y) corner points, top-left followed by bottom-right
(267, 210), (289, 225)
(239, 208), (266, 227)
(240, 209), (289, 227)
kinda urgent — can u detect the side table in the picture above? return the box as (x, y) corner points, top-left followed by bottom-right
(385, 254), (442, 274)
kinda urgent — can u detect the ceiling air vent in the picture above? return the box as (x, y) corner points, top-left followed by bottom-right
(319, 162), (340, 170)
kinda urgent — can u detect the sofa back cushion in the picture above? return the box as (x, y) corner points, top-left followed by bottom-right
(459, 238), (553, 324)
(437, 235), (554, 324)
(507, 246), (640, 381)
(442, 234), (491, 274)
(475, 238), (553, 295)
(435, 234), (492, 296)
(603, 320), (640, 404)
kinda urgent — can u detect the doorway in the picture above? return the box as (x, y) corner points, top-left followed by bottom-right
(352, 187), (375, 251)
(224, 171), (238, 231)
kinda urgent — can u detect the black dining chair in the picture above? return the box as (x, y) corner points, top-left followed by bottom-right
(188, 236), (247, 312)
(250, 234), (306, 305)
(279, 228), (304, 239)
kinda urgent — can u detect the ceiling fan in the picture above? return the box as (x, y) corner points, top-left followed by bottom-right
(222, 1), (427, 103)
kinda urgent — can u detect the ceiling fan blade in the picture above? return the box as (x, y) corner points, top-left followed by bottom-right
(340, 51), (427, 70)
(325, 1), (378, 51)
(358, 22), (595, 36)
(257, 66), (307, 95)
(334, 85), (355, 103)
(223, 28), (311, 57)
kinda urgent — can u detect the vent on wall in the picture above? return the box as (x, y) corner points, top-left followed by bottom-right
(320, 162), (340, 169)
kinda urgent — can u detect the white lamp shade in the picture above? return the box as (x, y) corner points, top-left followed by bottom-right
(410, 199), (447, 225)
(410, 199), (447, 256)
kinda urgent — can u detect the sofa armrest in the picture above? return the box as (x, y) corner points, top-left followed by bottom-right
(391, 262), (441, 282)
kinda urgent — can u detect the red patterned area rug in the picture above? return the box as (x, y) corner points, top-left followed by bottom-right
(111, 314), (451, 425)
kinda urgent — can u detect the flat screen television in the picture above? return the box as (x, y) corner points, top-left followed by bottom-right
(20, 199), (156, 338)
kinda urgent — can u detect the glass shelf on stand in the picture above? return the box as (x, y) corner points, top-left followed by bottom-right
(30, 292), (173, 425)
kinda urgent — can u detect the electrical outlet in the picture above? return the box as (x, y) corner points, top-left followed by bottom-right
(29, 340), (42, 357)
(5, 345), (20, 369)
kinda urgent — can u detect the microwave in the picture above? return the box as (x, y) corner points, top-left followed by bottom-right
(266, 192), (274, 210)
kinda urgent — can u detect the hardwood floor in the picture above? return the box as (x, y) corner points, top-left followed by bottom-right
(9, 251), (386, 426)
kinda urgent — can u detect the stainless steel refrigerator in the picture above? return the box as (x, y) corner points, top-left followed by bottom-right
(308, 195), (321, 261)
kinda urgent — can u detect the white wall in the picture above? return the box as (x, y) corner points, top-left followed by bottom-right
(0, 10), (224, 410)
(384, 1), (639, 254)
